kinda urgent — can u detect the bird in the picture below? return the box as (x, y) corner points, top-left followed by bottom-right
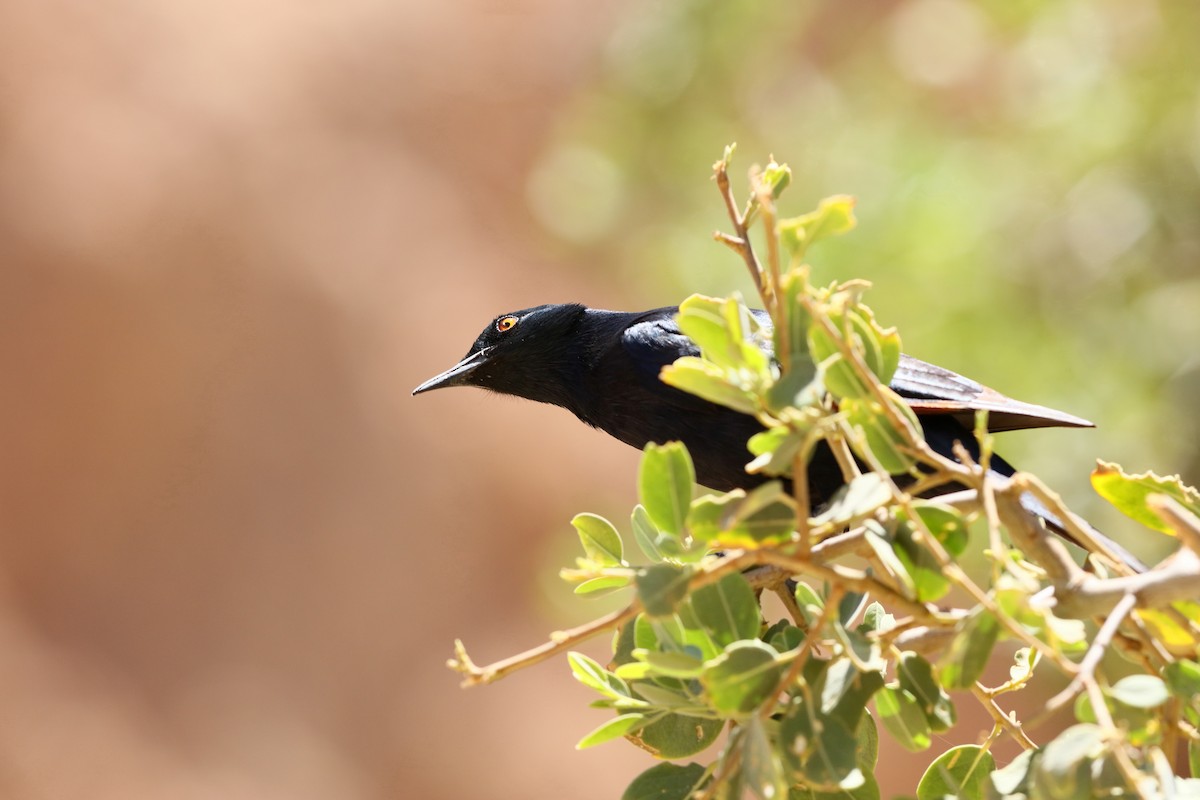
(413, 303), (1143, 570)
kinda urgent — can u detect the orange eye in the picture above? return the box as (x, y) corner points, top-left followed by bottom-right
(496, 316), (519, 332)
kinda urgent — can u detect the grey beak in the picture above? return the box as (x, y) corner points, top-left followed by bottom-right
(412, 348), (491, 395)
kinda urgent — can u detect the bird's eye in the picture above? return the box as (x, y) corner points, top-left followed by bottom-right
(496, 316), (519, 332)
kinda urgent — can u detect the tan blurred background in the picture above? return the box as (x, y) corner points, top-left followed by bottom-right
(0, 0), (1196, 798)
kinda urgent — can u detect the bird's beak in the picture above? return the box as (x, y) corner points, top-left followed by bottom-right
(412, 348), (491, 395)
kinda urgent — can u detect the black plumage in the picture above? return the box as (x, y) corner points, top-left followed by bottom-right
(413, 303), (1140, 568)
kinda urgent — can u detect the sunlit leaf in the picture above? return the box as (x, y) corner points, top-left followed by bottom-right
(635, 563), (692, 618)
(701, 640), (782, 716)
(874, 686), (931, 752)
(576, 713), (646, 750)
(916, 745), (995, 800)
(569, 652), (631, 699)
(778, 194), (857, 261)
(661, 356), (758, 415)
(639, 442), (695, 537)
(1090, 460), (1200, 535)
(689, 572), (761, 647)
(571, 512), (625, 567)
(939, 609), (1000, 690)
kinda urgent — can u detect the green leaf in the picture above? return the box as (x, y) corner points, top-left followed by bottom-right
(897, 652), (956, 732)
(572, 512), (625, 567)
(819, 658), (885, 720)
(1091, 460), (1200, 535)
(631, 505), (664, 563)
(809, 323), (869, 400)
(747, 425), (806, 477)
(1164, 659), (1200, 700)
(568, 652), (631, 699)
(856, 713), (879, 770)
(720, 481), (797, 545)
(863, 521), (915, 599)
(612, 620), (638, 667)
(701, 640), (782, 716)
(859, 602), (894, 635)
(842, 391), (919, 475)
(794, 581), (826, 626)
(916, 745), (995, 800)
(780, 691), (865, 790)
(938, 609), (1000, 690)
(673, 294), (770, 376)
(778, 194), (857, 261)
(1108, 674), (1169, 709)
(622, 762), (708, 800)
(640, 649), (706, 679)
(628, 712), (723, 759)
(891, 519), (950, 603)
(639, 442), (695, 537)
(1034, 724), (1104, 800)
(689, 572), (761, 648)
(741, 715), (788, 800)
(630, 682), (694, 709)
(812, 473), (892, 528)
(874, 686), (931, 752)
(834, 623), (886, 673)
(635, 563), (693, 618)
(990, 748), (1035, 797)
(574, 575), (631, 596)
(902, 502), (970, 557)
(661, 356), (759, 415)
(686, 490), (744, 542)
(761, 160), (792, 199)
(576, 712), (646, 749)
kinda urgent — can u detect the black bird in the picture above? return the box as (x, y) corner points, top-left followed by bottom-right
(413, 303), (1141, 568)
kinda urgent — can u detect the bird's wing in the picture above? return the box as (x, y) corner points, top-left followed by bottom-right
(891, 354), (1093, 431)
(641, 308), (1091, 433)
(619, 309), (701, 384)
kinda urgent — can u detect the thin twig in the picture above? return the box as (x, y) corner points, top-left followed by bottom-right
(971, 684), (1037, 751)
(1034, 592), (1138, 726)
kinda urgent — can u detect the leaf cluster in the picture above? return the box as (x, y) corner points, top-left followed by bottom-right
(449, 148), (1200, 800)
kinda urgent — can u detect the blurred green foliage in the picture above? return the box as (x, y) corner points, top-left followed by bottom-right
(522, 0), (1200, 545)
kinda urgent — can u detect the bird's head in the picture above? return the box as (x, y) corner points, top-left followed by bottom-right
(412, 303), (588, 406)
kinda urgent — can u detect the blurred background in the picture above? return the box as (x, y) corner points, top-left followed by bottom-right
(0, 0), (1196, 797)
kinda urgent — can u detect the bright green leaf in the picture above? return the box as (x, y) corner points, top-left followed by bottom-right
(874, 686), (931, 752)
(778, 194), (857, 261)
(690, 572), (761, 647)
(568, 652), (631, 699)
(939, 609), (1000, 690)
(571, 512), (624, 566)
(1091, 460), (1200, 535)
(631, 505), (664, 563)
(574, 575), (631, 596)
(635, 563), (693, 618)
(813, 473), (892, 528)
(640, 649), (706, 679)
(661, 356), (759, 415)
(916, 745), (995, 800)
(639, 442), (695, 537)
(576, 713), (646, 750)
(897, 652), (956, 732)
(701, 640), (782, 716)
